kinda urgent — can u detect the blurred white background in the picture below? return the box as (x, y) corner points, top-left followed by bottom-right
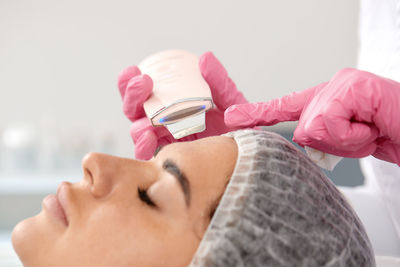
(0, 0), (359, 265)
(0, 0), (359, 158)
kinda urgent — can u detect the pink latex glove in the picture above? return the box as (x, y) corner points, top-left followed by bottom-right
(117, 52), (247, 160)
(225, 68), (400, 165)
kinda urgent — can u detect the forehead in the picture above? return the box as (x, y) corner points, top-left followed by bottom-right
(158, 136), (237, 204)
(162, 136), (236, 163)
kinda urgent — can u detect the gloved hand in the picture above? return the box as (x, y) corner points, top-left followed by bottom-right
(225, 68), (400, 165)
(118, 52), (247, 160)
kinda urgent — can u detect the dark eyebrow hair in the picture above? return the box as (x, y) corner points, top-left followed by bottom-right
(163, 159), (191, 207)
(153, 146), (164, 157)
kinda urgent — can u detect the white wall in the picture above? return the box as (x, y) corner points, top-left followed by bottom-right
(0, 0), (359, 158)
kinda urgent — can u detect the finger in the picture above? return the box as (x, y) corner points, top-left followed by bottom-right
(335, 143), (377, 158)
(296, 131), (377, 158)
(123, 74), (153, 121)
(130, 117), (154, 143)
(322, 101), (379, 146)
(130, 117), (173, 158)
(224, 84), (322, 127)
(306, 142), (377, 158)
(129, 119), (158, 160)
(134, 130), (158, 160)
(199, 52), (247, 110)
(294, 118), (379, 155)
(118, 66), (141, 99)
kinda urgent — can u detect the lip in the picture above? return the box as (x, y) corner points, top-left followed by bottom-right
(42, 182), (70, 227)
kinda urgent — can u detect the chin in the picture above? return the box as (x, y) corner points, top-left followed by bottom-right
(12, 211), (55, 265)
(12, 210), (66, 266)
(12, 215), (39, 264)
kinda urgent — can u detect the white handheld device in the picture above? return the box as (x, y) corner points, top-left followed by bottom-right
(139, 50), (214, 139)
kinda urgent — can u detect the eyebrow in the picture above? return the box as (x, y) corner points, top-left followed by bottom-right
(163, 159), (191, 207)
(153, 146), (164, 157)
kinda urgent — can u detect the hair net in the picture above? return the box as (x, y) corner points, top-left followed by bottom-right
(190, 129), (375, 267)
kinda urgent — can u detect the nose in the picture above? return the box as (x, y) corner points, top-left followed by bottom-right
(82, 152), (117, 198)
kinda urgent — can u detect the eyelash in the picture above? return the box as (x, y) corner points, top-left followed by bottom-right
(138, 188), (157, 208)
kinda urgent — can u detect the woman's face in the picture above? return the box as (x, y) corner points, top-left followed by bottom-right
(12, 136), (237, 267)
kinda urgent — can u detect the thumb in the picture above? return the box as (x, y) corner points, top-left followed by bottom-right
(118, 66), (141, 99)
(224, 83), (324, 127)
(123, 74), (153, 121)
(130, 124), (158, 160)
(134, 131), (158, 160)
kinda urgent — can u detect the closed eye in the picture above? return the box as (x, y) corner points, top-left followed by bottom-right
(138, 188), (157, 208)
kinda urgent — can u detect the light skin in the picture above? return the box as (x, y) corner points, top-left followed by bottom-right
(12, 136), (238, 267)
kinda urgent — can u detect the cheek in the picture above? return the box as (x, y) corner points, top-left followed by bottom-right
(64, 203), (199, 266)
(58, 202), (175, 266)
